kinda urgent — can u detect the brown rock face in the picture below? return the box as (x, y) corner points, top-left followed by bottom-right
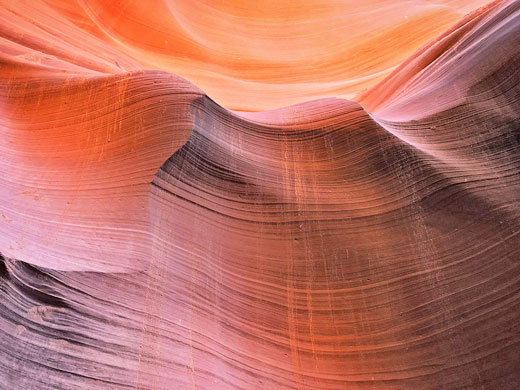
(1, 0), (520, 389)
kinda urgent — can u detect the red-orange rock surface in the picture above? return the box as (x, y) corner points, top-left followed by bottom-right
(1, 0), (493, 110)
(1, 0), (519, 389)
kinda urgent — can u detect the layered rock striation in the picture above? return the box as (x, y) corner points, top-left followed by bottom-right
(1, 0), (519, 389)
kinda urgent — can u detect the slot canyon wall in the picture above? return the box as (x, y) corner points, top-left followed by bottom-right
(0, 0), (519, 389)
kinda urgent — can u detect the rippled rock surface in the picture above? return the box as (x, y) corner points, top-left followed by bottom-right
(1, 0), (519, 389)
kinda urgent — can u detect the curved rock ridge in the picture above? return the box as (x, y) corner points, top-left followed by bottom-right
(1, 0), (520, 389)
(0, 70), (203, 272)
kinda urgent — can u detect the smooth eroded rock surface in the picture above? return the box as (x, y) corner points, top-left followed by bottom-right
(0, 0), (519, 389)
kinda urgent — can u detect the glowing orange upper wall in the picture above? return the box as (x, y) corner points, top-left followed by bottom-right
(7, 0), (490, 110)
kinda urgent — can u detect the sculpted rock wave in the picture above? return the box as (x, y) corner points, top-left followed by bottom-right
(0, 0), (519, 389)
